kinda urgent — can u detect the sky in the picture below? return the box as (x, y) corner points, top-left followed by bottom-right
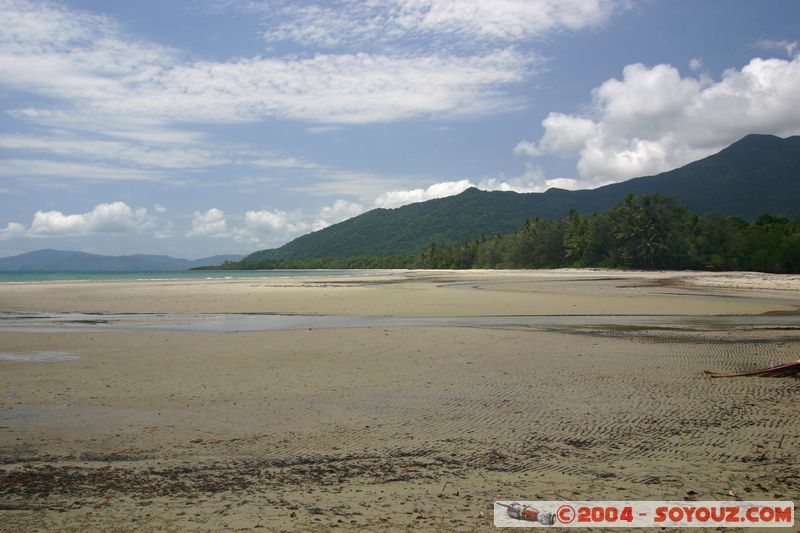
(1, 0), (799, 259)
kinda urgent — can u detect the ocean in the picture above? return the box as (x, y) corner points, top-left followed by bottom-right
(0, 269), (367, 283)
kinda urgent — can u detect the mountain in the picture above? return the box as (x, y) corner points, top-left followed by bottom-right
(0, 249), (243, 271)
(245, 134), (800, 262)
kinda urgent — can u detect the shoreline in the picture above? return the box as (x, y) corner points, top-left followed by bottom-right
(3, 266), (800, 285)
(2, 269), (798, 317)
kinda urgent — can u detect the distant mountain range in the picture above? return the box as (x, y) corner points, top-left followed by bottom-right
(246, 134), (800, 261)
(0, 249), (243, 271)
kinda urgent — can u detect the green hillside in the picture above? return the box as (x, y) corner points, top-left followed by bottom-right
(244, 134), (800, 262)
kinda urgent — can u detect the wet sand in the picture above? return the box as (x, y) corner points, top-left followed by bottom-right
(1, 270), (799, 531)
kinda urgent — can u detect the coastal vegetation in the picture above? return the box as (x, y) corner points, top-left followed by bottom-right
(205, 194), (800, 274)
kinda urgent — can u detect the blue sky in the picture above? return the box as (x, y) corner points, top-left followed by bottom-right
(1, 0), (799, 259)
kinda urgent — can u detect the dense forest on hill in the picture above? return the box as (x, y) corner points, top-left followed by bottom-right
(243, 134), (800, 261)
(204, 194), (800, 274)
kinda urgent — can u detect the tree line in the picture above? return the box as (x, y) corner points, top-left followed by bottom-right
(204, 194), (800, 273)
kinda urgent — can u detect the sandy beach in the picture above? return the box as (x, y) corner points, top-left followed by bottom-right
(1, 269), (799, 531)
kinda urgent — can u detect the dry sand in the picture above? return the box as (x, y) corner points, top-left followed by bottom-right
(1, 269), (799, 531)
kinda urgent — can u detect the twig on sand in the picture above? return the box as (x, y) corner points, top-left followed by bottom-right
(726, 480), (739, 500)
(704, 359), (800, 378)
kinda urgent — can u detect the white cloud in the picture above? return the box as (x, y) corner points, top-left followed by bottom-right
(254, 0), (619, 48)
(0, 222), (26, 240)
(187, 208), (229, 238)
(374, 179), (474, 208)
(306, 126), (342, 134)
(756, 39), (798, 57)
(242, 201), (360, 234)
(244, 211), (292, 243)
(372, 166), (573, 209)
(0, 1), (535, 126)
(157, 49), (533, 124)
(27, 202), (154, 236)
(516, 55), (800, 185)
(512, 140), (540, 157)
(689, 57), (703, 71)
(7, 109), (208, 145)
(288, 168), (430, 198)
(312, 199), (365, 230)
(234, 199), (366, 247)
(515, 113), (598, 157)
(244, 209), (293, 232)
(0, 159), (164, 182)
(541, 178), (583, 190)
(0, 133), (223, 169)
(249, 157), (322, 170)
(236, 209), (306, 248)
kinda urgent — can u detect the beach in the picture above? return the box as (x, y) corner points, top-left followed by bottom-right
(1, 269), (799, 531)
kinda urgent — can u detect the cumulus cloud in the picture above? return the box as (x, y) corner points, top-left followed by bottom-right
(253, 0), (618, 48)
(245, 210), (283, 231)
(516, 113), (597, 157)
(233, 199), (367, 248)
(235, 208), (310, 248)
(0, 222), (26, 240)
(243, 210), (297, 232)
(26, 202), (154, 237)
(516, 55), (800, 184)
(689, 57), (703, 71)
(187, 208), (229, 238)
(374, 179), (475, 208)
(372, 166), (576, 209)
(312, 200), (365, 230)
(512, 140), (540, 157)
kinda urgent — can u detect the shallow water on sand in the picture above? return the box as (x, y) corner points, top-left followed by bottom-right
(0, 351), (79, 362)
(0, 269), (371, 284)
(0, 311), (798, 333)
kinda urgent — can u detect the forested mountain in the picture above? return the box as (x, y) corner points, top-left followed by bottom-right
(245, 134), (800, 262)
(208, 194), (800, 273)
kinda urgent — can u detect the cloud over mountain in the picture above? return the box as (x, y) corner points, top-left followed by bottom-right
(516, 55), (800, 185)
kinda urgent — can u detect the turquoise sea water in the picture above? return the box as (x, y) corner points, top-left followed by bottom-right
(0, 269), (365, 283)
